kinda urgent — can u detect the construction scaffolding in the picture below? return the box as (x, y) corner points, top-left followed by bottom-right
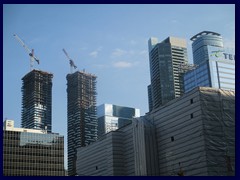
(66, 70), (97, 176)
(21, 69), (53, 133)
(178, 62), (197, 74)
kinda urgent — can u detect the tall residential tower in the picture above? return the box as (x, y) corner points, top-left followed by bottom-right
(66, 71), (97, 176)
(148, 37), (188, 111)
(21, 69), (53, 132)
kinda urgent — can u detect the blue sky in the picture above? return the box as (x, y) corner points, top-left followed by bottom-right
(3, 4), (235, 169)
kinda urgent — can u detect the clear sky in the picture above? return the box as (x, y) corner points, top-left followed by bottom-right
(3, 4), (235, 169)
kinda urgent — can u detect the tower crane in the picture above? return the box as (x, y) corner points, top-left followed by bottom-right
(13, 34), (40, 71)
(62, 48), (77, 73)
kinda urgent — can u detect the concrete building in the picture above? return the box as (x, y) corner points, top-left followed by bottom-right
(21, 69), (53, 133)
(75, 87), (235, 176)
(76, 117), (159, 176)
(148, 36), (188, 111)
(149, 87), (235, 176)
(3, 120), (64, 176)
(97, 104), (140, 138)
(190, 31), (224, 65)
(66, 70), (97, 176)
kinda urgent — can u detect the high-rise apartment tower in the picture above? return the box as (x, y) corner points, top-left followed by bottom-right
(66, 71), (97, 176)
(21, 69), (53, 132)
(148, 37), (188, 111)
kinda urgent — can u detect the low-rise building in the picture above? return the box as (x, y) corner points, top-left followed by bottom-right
(3, 120), (65, 176)
(76, 87), (235, 176)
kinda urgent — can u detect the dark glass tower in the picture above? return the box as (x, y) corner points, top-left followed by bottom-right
(148, 37), (188, 111)
(66, 71), (97, 176)
(21, 69), (53, 133)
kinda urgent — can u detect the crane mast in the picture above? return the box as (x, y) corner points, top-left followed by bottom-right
(13, 34), (40, 71)
(62, 48), (77, 73)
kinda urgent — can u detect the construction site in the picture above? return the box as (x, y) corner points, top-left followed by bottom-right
(13, 34), (54, 133)
(66, 70), (97, 176)
(21, 69), (53, 133)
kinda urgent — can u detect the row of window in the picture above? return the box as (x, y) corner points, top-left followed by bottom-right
(4, 170), (64, 176)
(4, 143), (63, 149)
(4, 165), (64, 171)
(4, 159), (64, 164)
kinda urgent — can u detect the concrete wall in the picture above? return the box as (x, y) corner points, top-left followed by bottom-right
(76, 87), (235, 176)
(149, 87), (235, 176)
(76, 118), (158, 176)
(76, 124), (133, 176)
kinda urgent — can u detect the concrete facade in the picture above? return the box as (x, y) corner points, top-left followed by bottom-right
(149, 87), (235, 176)
(76, 117), (159, 176)
(21, 69), (53, 133)
(76, 87), (235, 176)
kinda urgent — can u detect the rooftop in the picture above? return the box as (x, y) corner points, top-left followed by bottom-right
(190, 31), (221, 41)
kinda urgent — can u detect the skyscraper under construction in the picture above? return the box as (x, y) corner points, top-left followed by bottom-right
(21, 69), (53, 133)
(66, 71), (97, 176)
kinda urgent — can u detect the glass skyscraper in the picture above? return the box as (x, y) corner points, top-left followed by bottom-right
(66, 71), (97, 176)
(184, 31), (235, 92)
(148, 37), (188, 111)
(97, 104), (140, 138)
(184, 46), (235, 92)
(21, 69), (53, 133)
(3, 120), (64, 176)
(190, 31), (223, 65)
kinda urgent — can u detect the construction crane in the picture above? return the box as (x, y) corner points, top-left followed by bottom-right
(13, 34), (40, 71)
(62, 48), (77, 73)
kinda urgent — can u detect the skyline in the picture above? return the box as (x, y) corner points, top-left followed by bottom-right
(3, 4), (235, 169)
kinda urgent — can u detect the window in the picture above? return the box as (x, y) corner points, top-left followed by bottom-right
(191, 113), (194, 119)
(190, 99), (193, 104)
(171, 136), (174, 142)
(95, 166), (98, 170)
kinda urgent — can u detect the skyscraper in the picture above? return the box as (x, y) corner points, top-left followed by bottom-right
(66, 71), (97, 176)
(184, 31), (235, 92)
(148, 37), (188, 111)
(21, 69), (53, 133)
(97, 104), (140, 138)
(190, 31), (223, 65)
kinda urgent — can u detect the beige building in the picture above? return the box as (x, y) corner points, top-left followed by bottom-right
(3, 120), (65, 176)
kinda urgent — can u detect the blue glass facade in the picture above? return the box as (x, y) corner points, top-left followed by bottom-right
(191, 31), (223, 65)
(184, 46), (235, 93)
(97, 104), (140, 138)
(184, 63), (211, 92)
